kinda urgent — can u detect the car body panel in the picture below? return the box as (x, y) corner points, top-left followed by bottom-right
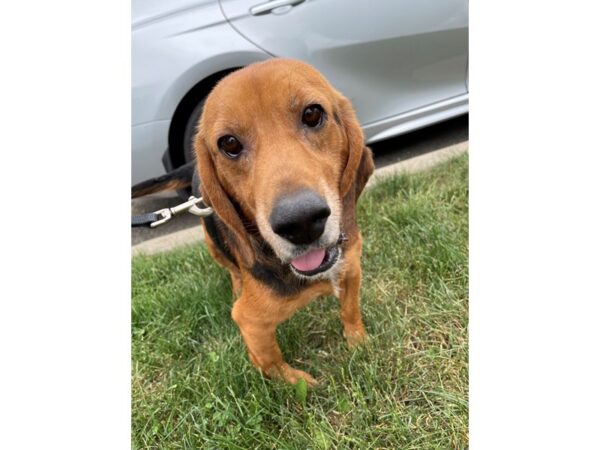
(132, 0), (215, 29)
(132, 120), (171, 182)
(364, 93), (468, 144)
(220, 0), (468, 140)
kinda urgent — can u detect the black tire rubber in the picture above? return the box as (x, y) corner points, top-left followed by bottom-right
(183, 98), (206, 164)
(177, 98), (206, 199)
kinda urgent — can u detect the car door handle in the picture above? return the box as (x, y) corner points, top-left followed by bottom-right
(250, 0), (305, 16)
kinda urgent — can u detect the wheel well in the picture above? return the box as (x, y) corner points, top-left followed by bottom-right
(167, 68), (241, 169)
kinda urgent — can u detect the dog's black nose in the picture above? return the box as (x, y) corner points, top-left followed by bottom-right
(269, 190), (331, 245)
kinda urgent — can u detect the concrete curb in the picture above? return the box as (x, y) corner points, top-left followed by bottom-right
(132, 141), (468, 257)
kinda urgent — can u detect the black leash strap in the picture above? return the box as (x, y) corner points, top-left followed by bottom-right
(131, 212), (163, 228)
(131, 196), (213, 228)
(132, 165), (211, 228)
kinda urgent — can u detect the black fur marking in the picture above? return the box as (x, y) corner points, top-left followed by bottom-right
(202, 213), (237, 267)
(251, 260), (308, 297)
(333, 111), (342, 126)
(194, 171), (238, 268)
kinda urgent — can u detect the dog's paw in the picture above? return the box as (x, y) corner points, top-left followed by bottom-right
(268, 363), (319, 387)
(344, 325), (367, 348)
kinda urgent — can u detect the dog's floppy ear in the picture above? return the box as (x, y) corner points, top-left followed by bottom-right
(195, 135), (254, 267)
(352, 146), (375, 200)
(338, 96), (374, 199)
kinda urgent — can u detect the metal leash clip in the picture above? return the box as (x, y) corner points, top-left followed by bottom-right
(150, 196), (213, 228)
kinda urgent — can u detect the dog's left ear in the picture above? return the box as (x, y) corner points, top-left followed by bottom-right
(195, 134), (254, 268)
(338, 96), (375, 199)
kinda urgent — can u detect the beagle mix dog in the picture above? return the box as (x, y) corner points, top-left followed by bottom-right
(195, 59), (374, 386)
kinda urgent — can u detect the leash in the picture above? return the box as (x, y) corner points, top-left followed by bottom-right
(132, 196), (213, 228)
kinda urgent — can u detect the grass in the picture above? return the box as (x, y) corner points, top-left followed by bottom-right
(132, 154), (468, 449)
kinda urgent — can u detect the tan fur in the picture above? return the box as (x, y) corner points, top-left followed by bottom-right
(194, 59), (374, 385)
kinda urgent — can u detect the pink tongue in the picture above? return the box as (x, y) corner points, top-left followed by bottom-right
(291, 248), (326, 272)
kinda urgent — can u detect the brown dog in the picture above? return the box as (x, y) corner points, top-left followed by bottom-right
(195, 59), (374, 386)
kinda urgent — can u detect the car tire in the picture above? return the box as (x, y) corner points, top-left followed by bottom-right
(183, 98), (206, 164)
(176, 98), (205, 199)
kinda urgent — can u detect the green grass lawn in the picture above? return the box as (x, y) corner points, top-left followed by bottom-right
(132, 154), (468, 449)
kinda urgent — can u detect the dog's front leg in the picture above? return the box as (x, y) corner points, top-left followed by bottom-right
(338, 235), (367, 347)
(231, 296), (318, 386)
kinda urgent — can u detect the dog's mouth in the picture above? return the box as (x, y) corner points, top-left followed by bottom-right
(289, 246), (340, 277)
(288, 234), (346, 277)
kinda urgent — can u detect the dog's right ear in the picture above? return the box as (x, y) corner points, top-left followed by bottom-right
(195, 134), (254, 267)
(337, 95), (369, 198)
(352, 146), (375, 201)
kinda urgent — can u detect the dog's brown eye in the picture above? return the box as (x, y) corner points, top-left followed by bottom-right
(302, 104), (325, 128)
(217, 135), (243, 158)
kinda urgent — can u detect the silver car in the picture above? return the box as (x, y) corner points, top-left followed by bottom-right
(132, 0), (468, 185)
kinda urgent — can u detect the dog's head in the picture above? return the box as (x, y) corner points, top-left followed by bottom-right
(195, 59), (374, 278)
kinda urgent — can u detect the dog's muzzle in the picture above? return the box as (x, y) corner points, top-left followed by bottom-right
(269, 189), (343, 277)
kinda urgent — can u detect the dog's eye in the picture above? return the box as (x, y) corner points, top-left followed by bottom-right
(302, 104), (325, 128)
(217, 135), (244, 158)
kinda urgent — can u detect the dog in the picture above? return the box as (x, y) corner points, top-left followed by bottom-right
(195, 59), (374, 386)
(134, 59), (374, 386)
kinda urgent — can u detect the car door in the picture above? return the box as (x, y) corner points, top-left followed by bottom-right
(219, 0), (468, 140)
